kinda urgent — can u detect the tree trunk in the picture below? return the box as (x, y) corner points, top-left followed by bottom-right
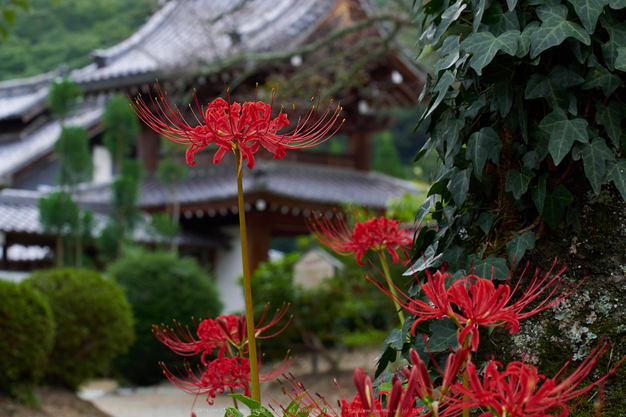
(481, 183), (626, 414)
(56, 234), (64, 268)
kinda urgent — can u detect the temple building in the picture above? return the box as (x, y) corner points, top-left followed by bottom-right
(0, 0), (425, 310)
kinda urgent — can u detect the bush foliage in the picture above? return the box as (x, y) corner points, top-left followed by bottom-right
(0, 279), (55, 398)
(108, 249), (223, 386)
(26, 268), (134, 390)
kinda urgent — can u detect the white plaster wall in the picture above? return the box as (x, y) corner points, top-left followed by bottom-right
(213, 225), (245, 313)
(92, 145), (113, 184)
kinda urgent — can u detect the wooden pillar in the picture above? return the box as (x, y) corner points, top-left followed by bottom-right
(246, 211), (271, 274)
(349, 131), (372, 171)
(137, 127), (160, 172)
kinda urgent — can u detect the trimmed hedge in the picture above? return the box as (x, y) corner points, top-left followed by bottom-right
(108, 249), (222, 386)
(0, 279), (55, 397)
(26, 268), (135, 390)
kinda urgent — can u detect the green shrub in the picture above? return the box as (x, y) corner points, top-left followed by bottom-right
(0, 280), (55, 399)
(108, 249), (223, 386)
(26, 268), (134, 390)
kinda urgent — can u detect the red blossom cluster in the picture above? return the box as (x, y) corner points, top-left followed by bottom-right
(132, 83), (344, 169)
(308, 212), (414, 265)
(153, 305), (291, 404)
(370, 261), (581, 351)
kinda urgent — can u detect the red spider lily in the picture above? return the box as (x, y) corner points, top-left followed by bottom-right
(368, 269), (457, 335)
(153, 304), (291, 362)
(309, 212), (413, 265)
(162, 354), (292, 405)
(450, 341), (625, 416)
(132, 83), (344, 169)
(448, 262), (580, 350)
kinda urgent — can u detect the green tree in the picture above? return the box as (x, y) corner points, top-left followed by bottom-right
(38, 191), (78, 267)
(373, 131), (409, 179)
(379, 0), (626, 413)
(103, 94), (140, 173)
(48, 75), (82, 122)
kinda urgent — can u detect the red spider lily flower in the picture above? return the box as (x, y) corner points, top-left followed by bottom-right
(368, 269), (457, 335)
(450, 342), (625, 416)
(162, 354), (292, 405)
(309, 212), (413, 265)
(132, 83), (344, 169)
(153, 304), (291, 362)
(398, 348), (466, 415)
(447, 262), (580, 350)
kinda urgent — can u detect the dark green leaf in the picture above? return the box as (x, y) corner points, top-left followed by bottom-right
(495, 76), (514, 117)
(538, 107), (589, 165)
(448, 166), (472, 206)
(404, 242), (442, 275)
(507, 0), (518, 11)
(581, 137), (613, 194)
(468, 254), (510, 280)
(542, 185), (574, 229)
(525, 65), (584, 108)
(616, 47), (626, 71)
(424, 70), (456, 119)
(477, 212), (496, 234)
(530, 4), (590, 59)
(532, 174), (548, 213)
(596, 101), (624, 148)
(442, 245), (467, 271)
(609, 0), (626, 7)
(466, 127), (502, 176)
(434, 47), (460, 72)
(415, 197), (434, 229)
(374, 345), (398, 378)
(518, 21), (540, 57)
(229, 394), (273, 417)
(384, 328), (404, 350)
(522, 151), (540, 169)
(567, 0), (609, 33)
(461, 30), (520, 75)
(600, 15), (626, 71)
(610, 159), (626, 200)
(440, 35), (461, 57)
(427, 319), (459, 352)
(581, 64), (622, 96)
(506, 231), (535, 268)
(505, 168), (536, 199)
(433, 0), (466, 43)
(484, 2), (520, 36)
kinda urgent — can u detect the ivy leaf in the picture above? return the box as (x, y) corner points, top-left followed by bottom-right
(518, 21), (539, 57)
(538, 107), (589, 166)
(415, 197), (434, 229)
(471, 0), (488, 33)
(530, 4), (590, 59)
(448, 166), (472, 206)
(609, 0), (626, 7)
(532, 173), (548, 213)
(566, 205), (582, 234)
(404, 242), (442, 275)
(610, 159), (626, 200)
(484, 2), (520, 36)
(522, 151), (540, 169)
(566, 0), (609, 33)
(596, 101), (624, 149)
(466, 127), (502, 176)
(427, 319), (459, 353)
(434, 47), (460, 72)
(433, 0), (466, 44)
(506, 168), (536, 199)
(468, 254), (510, 280)
(616, 47), (626, 71)
(230, 395), (273, 417)
(525, 65), (584, 108)
(581, 64), (622, 96)
(506, 231), (535, 268)
(424, 70), (456, 119)
(600, 15), (626, 71)
(477, 212), (496, 234)
(581, 138), (614, 194)
(442, 245), (467, 271)
(495, 75), (514, 117)
(384, 328), (404, 351)
(460, 30), (520, 75)
(507, 0), (518, 10)
(542, 185), (574, 229)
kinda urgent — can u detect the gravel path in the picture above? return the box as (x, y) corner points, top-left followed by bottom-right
(82, 349), (382, 417)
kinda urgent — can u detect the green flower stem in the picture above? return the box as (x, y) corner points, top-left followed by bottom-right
(235, 150), (261, 403)
(377, 250), (405, 326)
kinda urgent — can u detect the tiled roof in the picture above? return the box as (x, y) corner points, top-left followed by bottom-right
(0, 101), (104, 180)
(101, 159), (417, 208)
(72, 0), (339, 87)
(0, 188), (222, 247)
(0, 71), (58, 121)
